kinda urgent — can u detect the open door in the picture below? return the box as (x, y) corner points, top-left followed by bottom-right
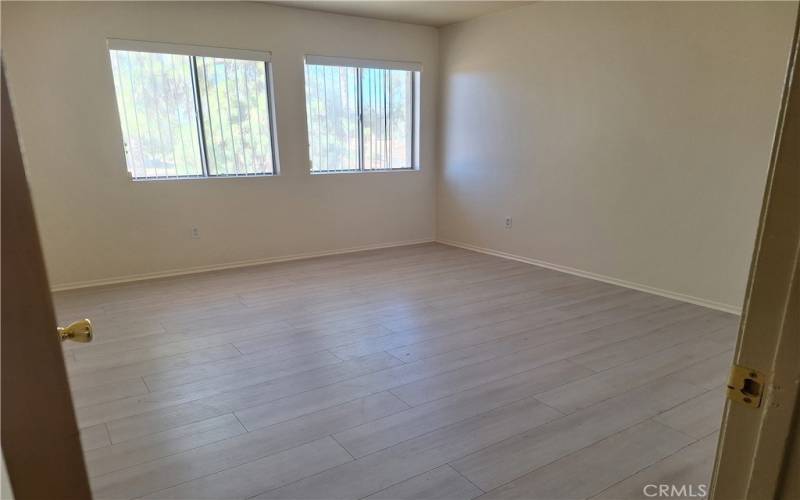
(710, 10), (800, 500)
(1, 63), (92, 498)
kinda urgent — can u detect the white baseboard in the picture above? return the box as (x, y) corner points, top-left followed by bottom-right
(50, 238), (435, 292)
(437, 238), (742, 315)
(52, 236), (743, 316)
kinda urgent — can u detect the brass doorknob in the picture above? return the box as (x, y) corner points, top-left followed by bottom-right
(57, 319), (93, 343)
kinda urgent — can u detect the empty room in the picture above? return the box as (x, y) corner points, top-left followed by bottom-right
(2, 1), (799, 499)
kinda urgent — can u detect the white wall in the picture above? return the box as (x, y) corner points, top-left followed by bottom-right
(1, 454), (14, 500)
(5, 1), (795, 311)
(437, 1), (797, 312)
(2, 1), (438, 289)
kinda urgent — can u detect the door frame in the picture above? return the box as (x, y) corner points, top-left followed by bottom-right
(709, 7), (800, 500)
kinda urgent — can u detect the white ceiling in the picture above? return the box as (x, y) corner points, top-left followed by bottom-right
(261, 1), (529, 27)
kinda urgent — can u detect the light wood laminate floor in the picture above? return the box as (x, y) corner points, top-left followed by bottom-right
(54, 243), (737, 500)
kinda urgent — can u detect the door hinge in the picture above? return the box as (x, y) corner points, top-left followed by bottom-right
(727, 364), (766, 408)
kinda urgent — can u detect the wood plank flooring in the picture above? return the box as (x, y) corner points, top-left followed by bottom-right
(54, 243), (738, 500)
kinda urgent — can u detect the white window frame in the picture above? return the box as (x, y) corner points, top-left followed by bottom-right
(303, 55), (422, 174)
(107, 39), (280, 180)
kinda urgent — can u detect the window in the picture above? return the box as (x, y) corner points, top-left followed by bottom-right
(303, 56), (420, 173)
(108, 40), (277, 179)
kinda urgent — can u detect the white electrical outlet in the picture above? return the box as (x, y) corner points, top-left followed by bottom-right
(191, 226), (200, 239)
(505, 217), (513, 229)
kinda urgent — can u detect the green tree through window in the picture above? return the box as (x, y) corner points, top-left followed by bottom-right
(109, 43), (276, 179)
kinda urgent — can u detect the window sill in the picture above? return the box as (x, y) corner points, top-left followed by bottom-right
(310, 168), (419, 176)
(130, 173), (277, 182)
